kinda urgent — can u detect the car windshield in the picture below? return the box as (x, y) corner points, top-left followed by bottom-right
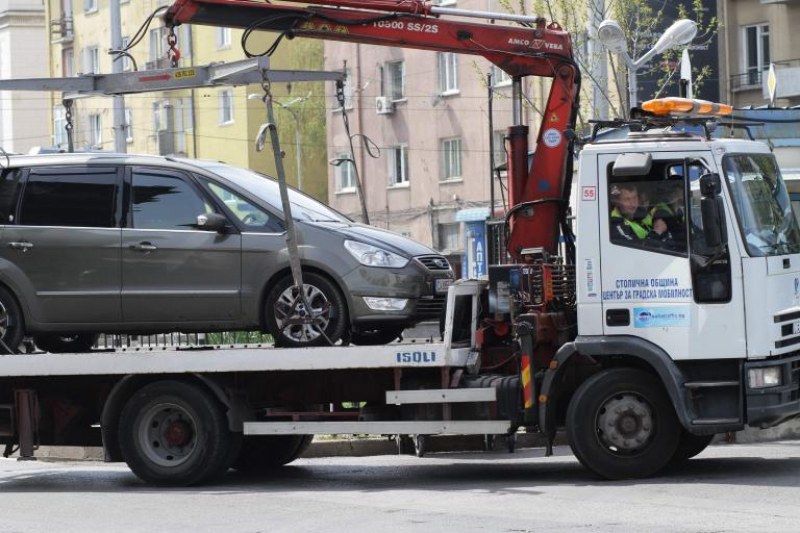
(723, 154), (800, 256)
(199, 162), (351, 223)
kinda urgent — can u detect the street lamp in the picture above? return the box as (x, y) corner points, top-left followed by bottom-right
(598, 18), (698, 113)
(276, 93), (311, 191)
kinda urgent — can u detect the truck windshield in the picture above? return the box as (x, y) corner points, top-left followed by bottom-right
(723, 154), (800, 256)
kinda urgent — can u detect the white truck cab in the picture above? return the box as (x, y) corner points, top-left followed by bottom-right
(574, 121), (800, 432)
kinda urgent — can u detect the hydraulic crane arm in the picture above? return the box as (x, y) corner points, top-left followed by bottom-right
(165, 0), (580, 259)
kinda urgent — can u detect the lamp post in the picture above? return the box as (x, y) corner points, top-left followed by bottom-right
(276, 93), (311, 191)
(597, 18), (698, 113)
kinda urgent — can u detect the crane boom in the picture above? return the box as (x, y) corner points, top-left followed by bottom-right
(165, 0), (580, 258)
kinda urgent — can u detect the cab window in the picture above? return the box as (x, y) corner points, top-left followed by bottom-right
(607, 160), (688, 255)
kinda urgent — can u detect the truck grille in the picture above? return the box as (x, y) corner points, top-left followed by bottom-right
(416, 255), (451, 271)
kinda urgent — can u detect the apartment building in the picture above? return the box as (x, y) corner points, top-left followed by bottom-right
(721, 0), (800, 108)
(43, 0), (329, 199)
(0, 0), (49, 153)
(323, 1), (556, 274)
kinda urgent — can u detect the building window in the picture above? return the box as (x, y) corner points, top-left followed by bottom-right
(62, 48), (74, 77)
(152, 102), (164, 132)
(124, 108), (133, 143)
(438, 52), (459, 95)
(335, 153), (355, 191)
(441, 138), (462, 180)
(744, 24), (770, 86)
(333, 68), (354, 111)
(89, 114), (102, 149)
(53, 105), (68, 148)
(83, 0), (97, 13)
(216, 27), (231, 50)
(121, 37), (132, 72)
(437, 222), (461, 253)
(490, 65), (511, 86)
(492, 129), (506, 169)
(83, 46), (99, 74)
(386, 61), (405, 100)
(388, 144), (409, 186)
(175, 99), (186, 154)
(219, 90), (234, 124)
(149, 27), (168, 63)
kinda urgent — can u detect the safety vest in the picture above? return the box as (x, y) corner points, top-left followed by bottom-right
(611, 207), (651, 239)
(643, 203), (674, 228)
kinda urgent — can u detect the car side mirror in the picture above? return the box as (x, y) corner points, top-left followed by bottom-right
(197, 212), (228, 233)
(699, 173), (727, 249)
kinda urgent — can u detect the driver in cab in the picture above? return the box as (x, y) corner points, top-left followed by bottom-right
(610, 183), (673, 245)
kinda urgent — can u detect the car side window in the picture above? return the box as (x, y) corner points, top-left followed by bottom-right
(131, 170), (213, 230)
(0, 169), (23, 224)
(19, 167), (118, 228)
(203, 179), (282, 231)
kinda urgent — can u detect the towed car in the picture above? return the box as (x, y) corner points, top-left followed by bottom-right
(0, 153), (453, 352)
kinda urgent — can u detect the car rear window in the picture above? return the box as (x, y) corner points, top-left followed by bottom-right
(0, 169), (23, 224)
(18, 167), (118, 228)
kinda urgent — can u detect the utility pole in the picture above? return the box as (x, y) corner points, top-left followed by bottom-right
(110, 0), (127, 152)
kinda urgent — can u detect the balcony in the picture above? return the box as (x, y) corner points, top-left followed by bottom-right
(731, 59), (800, 100)
(49, 16), (74, 44)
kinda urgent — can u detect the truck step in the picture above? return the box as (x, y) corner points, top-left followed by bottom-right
(683, 381), (740, 389)
(385, 388), (496, 405)
(691, 418), (741, 425)
(244, 420), (512, 435)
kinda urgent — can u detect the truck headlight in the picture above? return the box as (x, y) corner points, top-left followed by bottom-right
(345, 240), (409, 268)
(748, 367), (782, 388)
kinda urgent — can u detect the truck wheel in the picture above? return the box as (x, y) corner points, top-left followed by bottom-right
(34, 333), (99, 353)
(118, 381), (233, 486)
(0, 287), (24, 354)
(232, 435), (313, 471)
(669, 431), (714, 465)
(265, 273), (347, 348)
(566, 368), (680, 480)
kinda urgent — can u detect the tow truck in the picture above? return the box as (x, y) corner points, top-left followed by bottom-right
(1, 0), (800, 485)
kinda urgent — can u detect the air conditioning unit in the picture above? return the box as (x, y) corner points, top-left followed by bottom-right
(375, 96), (395, 115)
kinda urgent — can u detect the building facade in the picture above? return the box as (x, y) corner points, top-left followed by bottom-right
(0, 0), (49, 153)
(43, 0), (329, 199)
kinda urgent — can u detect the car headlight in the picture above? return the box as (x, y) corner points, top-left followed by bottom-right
(344, 240), (409, 268)
(748, 367), (782, 388)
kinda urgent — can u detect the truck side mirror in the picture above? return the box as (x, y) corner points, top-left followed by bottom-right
(699, 173), (727, 249)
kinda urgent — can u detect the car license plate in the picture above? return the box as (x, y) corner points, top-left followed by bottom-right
(794, 321), (800, 335)
(435, 279), (452, 294)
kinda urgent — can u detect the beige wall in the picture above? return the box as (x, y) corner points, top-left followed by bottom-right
(0, 0), (48, 153)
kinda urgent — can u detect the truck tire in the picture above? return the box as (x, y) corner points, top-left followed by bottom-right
(34, 333), (99, 353)
(232, 435), (313, 472)
(0, 286), (24, 354)
(566, 368), (680, 480)
(265, 273), (347, 348)
(118, 381), (234, 486)
(669, 431), (714, 465)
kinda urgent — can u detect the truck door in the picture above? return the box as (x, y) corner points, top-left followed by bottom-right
(597, 152), (746, 360)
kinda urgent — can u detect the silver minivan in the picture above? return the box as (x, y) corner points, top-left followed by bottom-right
(0, 153), (453, 352)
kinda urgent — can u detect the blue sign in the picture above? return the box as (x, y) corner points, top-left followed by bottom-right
(463, 221), (487, 279)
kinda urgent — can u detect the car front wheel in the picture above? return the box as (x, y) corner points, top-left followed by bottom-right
(265, 273), (347, 348)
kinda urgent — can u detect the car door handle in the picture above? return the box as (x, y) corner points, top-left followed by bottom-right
(7, 241), (33, 252)
(131, 242), (157, 252)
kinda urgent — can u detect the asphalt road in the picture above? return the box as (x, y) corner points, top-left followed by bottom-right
(2, 441), (800, 533)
